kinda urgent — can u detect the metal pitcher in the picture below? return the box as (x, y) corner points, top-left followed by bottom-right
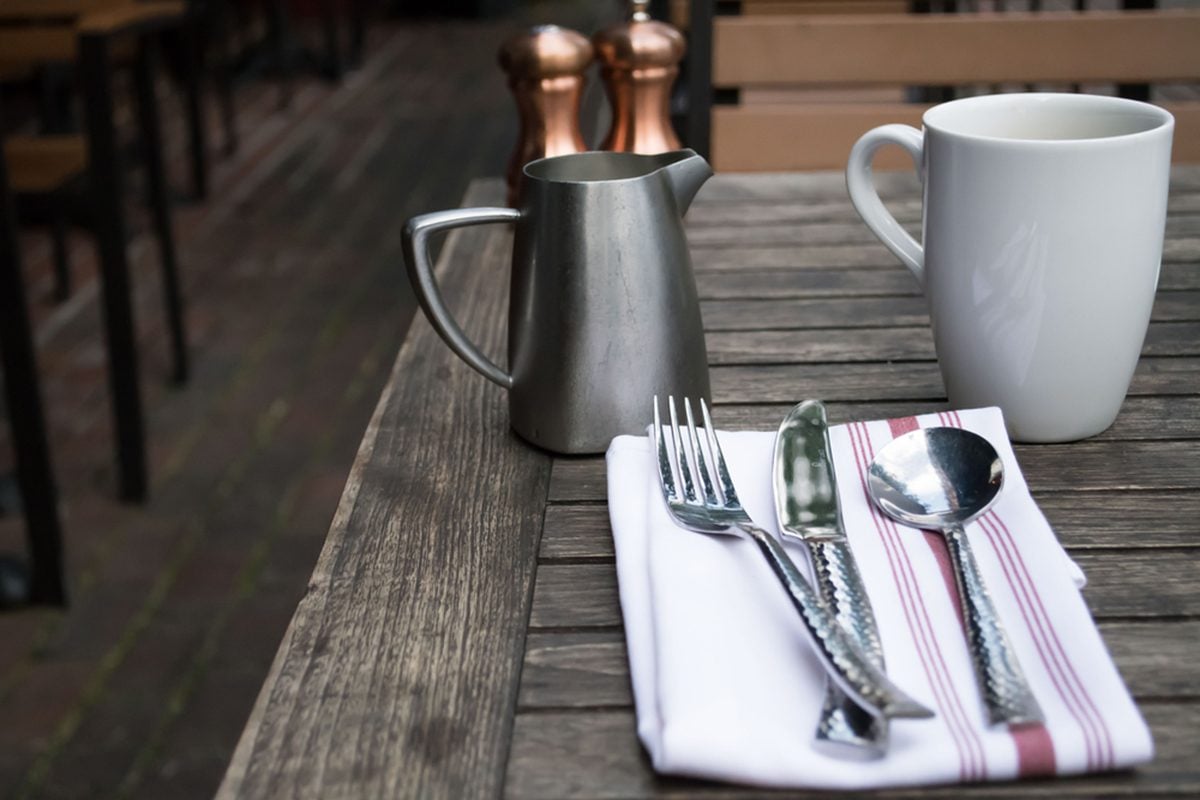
(402, 149), (712, 454)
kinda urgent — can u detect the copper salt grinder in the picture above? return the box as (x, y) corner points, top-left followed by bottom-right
(498, 25), (592, 206)
(593, 0), (686, 154)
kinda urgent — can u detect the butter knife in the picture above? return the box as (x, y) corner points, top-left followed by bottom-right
(773, 400), (889, 758)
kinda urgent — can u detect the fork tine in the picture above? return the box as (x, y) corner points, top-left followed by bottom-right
(653, 396), (678, 501)
(668, 397), (698, 503)
(700, 398), (739, 506)
(684, 398), (720, 506)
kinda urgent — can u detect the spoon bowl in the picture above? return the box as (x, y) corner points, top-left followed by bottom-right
(867, 427), (1003, 529)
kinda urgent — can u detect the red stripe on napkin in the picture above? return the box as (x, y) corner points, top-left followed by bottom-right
(937, 411), (1069, 776)
(850, 420), (983, 779)
(920, 531), (968, 634)
(890, 417), (970, 635)
(982, 510), (1113, 771)
(1010, 724), (1058, 777)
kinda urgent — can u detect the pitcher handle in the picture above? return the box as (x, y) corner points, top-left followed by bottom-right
(846, 124), (926, 288)
(403, 207), (521, 389)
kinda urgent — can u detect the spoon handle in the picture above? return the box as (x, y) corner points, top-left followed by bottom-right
(943, 525), (1044, 727)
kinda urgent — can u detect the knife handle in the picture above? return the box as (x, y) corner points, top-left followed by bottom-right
(810, 539), (888, 757)
(737, 522), (933, 723)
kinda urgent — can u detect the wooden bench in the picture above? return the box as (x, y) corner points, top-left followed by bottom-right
(680, 1), (1200, 170)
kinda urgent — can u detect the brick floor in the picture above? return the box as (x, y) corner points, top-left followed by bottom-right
(0, 5), (604, 796)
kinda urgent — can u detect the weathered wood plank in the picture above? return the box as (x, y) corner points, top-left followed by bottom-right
(711, 361), (949, 402)
(697, 169), (921, 204)
(1162, 262), (1200, 290)
(505, 703), (1200, 798)
(541, 505), (614, 561)
(1076, 550), (1200, 618)
(695, 267), (920, 298)
(701, 296), (930, 330)
(1151, 292), (1200, 321)
(548, 459), (609, 504)
(694, 165), (1200, 203)
(692, 242), (902, 270)
(518, 631), (631, 709)
(1101, 621), (1200, 700)
(688, 215), (1200, 249)
(687, 197), (923, 227)
(690, 240), (1200, 270)
(529, 564), (620, 630)
(515, 621), (1199, 710)
(710, 357), (1200, 404)
(701, 293), (1200, 331)
(689, 218), (921, 248)
(217, 184), (552, 800)
(549, 437), (1200, 502)
(707, 326), (938, 363)
(1015, 442), (1200, 492)
(1038, 492), (1200, 550)
(529, 550), (1200, 632)
(540, 489), (1200, 556)
(705, 322), (1200, 364)
(684, 194), (1200, 228)
(700, 398), (1200, 442)
(695, 263), (1198, 296)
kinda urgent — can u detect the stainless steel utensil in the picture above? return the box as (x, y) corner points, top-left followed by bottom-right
(653, 396), (934, 723)
(773, 400), (886, 757)
(403, 150), (713, 454)
(866, 427), (1044, 727)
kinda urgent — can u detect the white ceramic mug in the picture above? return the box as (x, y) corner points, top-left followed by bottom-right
(847, 93), (1174, 442)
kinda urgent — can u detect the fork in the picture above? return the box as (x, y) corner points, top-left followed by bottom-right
(653, 396), (933, 723)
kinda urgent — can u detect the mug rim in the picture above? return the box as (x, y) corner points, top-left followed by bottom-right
(922, 92), (1174, 146)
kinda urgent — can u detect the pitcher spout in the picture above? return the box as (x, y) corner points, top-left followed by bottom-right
(660, 149), (713, 215)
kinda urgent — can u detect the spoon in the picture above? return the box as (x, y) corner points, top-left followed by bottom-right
(867, 427), (1044, 727)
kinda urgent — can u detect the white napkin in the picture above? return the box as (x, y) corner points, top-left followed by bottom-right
(606, 406), (1152, 790)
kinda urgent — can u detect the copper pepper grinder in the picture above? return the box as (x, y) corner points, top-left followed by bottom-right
(498, 25), (592, 206)
(593, 0), (686, 154)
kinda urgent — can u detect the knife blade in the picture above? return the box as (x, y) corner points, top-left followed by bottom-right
(773, 400), (889, 758)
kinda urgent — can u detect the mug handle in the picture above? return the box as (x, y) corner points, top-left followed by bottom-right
(403, 207), (521, 389)
(846, 124), (926, 287)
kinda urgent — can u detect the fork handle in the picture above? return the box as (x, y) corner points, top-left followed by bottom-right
(738, 522), (934, 722)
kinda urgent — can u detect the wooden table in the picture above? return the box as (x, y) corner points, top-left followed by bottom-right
(218, 168), (1200, 798)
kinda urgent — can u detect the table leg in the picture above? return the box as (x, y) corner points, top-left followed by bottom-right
(0, 154), (67, 606)
(267, 0), (294, 109)
(181, 9), (211, 200)
(1118, 0), (1155, 101)
(320, 0), (343, 80)
(212, 0), (239, 155)
(80, 32), (148, 503)
(685, 0), (713, 160)
(349, 0), (367, 67)
(134, 35), (190, 386)
(50, 198), (71, 302)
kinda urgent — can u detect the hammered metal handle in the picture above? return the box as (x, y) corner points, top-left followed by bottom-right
(811, 540), (888, 755)
(740, 523), (934, 722)
(944, 525), (1044, 726)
